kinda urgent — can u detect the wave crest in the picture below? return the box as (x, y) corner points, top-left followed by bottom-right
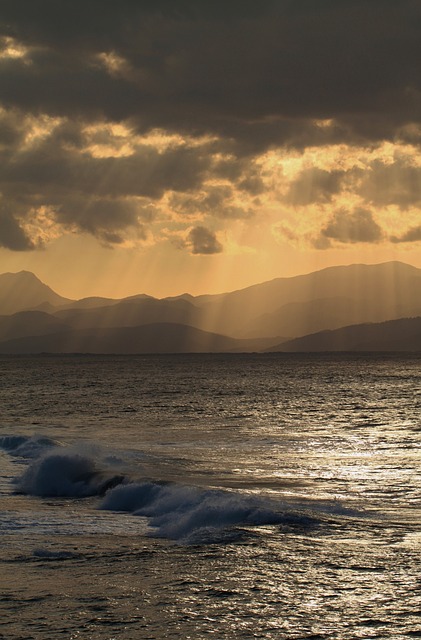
(5, 433), (320, 542)
(0, 434), (58, 458)
(101, 481), (316, 540)
(16, 451), (126, 498)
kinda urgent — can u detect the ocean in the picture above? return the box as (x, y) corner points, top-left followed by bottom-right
(0, 354), (420, 639)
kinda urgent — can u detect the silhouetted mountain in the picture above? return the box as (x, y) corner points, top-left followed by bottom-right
(195, 262), (421, 337)
(269, 317), (421, 352)
(243, 297), (355, 338)
(56, 293), (154, 311)
(0, 323), (280, 354)
(53, 298), (202, 330)
(0, 271), (72, 314)
(0, 311), (69, 342)
(57, 296), (120, 310)
(241, 290), (421, 338)
(2, 262), (421, 352)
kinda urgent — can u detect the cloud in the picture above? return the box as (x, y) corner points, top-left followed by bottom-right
(317, 208), (384, 246)
(1, 123), (212, 199)
(358, 159), (421, 208)
(390, 226), (421, 243)
(170, 186), (234, 218)
(0, 112), (221, 246)
(50, 195), (153, 245)
(286, 168), (345, 205)
(1, 2), (421, 254)
(187, 226), (223, 255)
(170, 184), (254, 222)
(1, 1), (421, 149)
(0, 209), (34, 250)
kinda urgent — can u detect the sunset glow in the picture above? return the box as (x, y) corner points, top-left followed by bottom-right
(1, 2), (421, 298)
(1, 6), (420, 637)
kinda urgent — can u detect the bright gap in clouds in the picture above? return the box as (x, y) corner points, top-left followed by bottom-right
(1, 0), (421, 300)
(1, 110), (421, 299)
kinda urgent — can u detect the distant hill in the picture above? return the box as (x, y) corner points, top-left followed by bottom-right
(0, 310), (69, 342)
(0, 271), (72, 314)
(243, 296), (359, 338)
(195, 261), (421, 337)
(1, 262), (421, 352)
(53, 298), (203, 331)
(55, 293), (154, 311)
(0, 322), (280, 354)
(269, 317), (421, 352)
(56, 296), (120, 310)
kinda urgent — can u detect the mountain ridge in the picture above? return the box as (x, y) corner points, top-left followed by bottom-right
(270, 316), (421, 352)
(1, 262), (421, 352)
(0, 322), (281, 355)
(0, 271), (72, 314)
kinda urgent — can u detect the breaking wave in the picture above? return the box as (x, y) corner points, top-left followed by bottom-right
(6, 434), (319, 541)
(15, 450), (126, 498)
(100, 481), (317, 541)
(0, 434), (59, 458)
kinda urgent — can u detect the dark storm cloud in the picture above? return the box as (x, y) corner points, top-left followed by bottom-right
(170, 186), (233, 217)
(286, 168), (345, 205)
(170, 185), (253, 220)
(51, 195), (152, 244)
(1, 122), (212, 199)
(1, 1), (421, 250)
(317, 207), (384, 246)
(358, 159), (421, 208)
(0, 209), (34, 250)
(0, 107), (28, 148)
(1, 0), (421, 148)
(0, 113), (217, 243)
(187, 226), (223, 254)
(390, 226), (421, 244)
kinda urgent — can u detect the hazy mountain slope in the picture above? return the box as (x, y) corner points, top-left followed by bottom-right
(241, 293), (421, 338)
(55, 296), (121, 310)
(53, 298), (203, 330)
(0, 323), (278, 354)
(269, 317), (421, 352)
(0, 311), (70, 341)
(195, 262), (421, 337)
(2, 262), (421, 346)
(56, 293), (154, 311)
(243, 296), (357, 337)
(0, 271), (72, 314)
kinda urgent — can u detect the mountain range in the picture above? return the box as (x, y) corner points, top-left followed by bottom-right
(1, 261), (421, 353)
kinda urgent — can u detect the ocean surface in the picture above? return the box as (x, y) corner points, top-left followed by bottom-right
(0, 353), (420, 639)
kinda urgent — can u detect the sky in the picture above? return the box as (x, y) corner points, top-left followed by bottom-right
(1, 0), (421, 299)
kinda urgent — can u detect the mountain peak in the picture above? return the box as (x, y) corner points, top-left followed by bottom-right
(0, 271), (72, 315)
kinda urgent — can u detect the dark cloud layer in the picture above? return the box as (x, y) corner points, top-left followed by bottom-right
(0, 114), (218, 244)
(359, 160), (421, 208)
(318, 208), (384, 247)
(391, 226), (421, 244)
(1, 1), (421, 251)
(286, 168), (345, 205)
(0, 208), (34, 250)
(187, 226), (223, 255)
(1, 1), (421, 148)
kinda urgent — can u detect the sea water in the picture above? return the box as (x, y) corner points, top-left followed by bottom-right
(0, 354), (420, 639)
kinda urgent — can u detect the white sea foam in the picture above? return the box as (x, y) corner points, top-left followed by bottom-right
(100, 481), (316, 540)
(7, 438), (319, 539)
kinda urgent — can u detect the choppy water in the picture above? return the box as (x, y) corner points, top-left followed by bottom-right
(0, 354), (420, 639)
